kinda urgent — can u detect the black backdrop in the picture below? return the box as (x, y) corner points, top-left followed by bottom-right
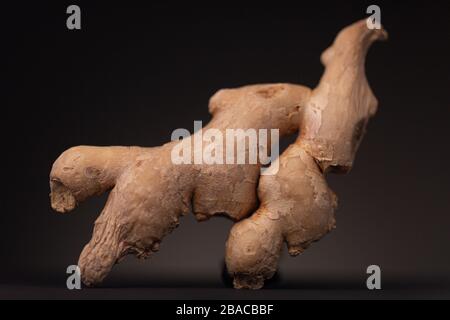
(1, 1), (450, 299)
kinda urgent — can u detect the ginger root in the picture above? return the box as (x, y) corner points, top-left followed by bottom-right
(225, 20), (387, 289)
(50, 84), (311, 286)
(49, 19), (386, 288)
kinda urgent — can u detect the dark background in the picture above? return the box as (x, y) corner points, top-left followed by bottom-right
(1, 1), (449, 299)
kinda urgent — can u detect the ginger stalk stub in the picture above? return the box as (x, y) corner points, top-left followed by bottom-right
(300, 20), (388, 173)
(225, 20), (387, 289)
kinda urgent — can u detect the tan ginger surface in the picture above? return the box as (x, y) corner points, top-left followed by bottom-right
(225, 20), (387, 289)
(51, 84), (311, 286)
(50, 19), (386, 288)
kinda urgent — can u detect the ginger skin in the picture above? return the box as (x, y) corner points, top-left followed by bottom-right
(225, 20), (387, 289)
(50, 84), (311, 286)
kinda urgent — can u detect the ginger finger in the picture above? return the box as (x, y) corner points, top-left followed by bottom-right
(226, 20), (387, 289)
(50, 146), (146, 213)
